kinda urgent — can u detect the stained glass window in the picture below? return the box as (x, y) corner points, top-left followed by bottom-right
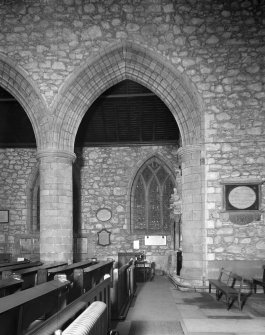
(131, 156), (175, 234)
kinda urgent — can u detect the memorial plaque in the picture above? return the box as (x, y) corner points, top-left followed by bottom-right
(97, 228), (111, 246)
(145, 235), (167, 246)
(224, 184), (259, 211)
(96, 208), (112, 222)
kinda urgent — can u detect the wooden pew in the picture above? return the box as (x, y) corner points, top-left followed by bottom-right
(71, 260), (114, 301)
(0, 261), (43, 279)
(2, 262), (67, 289)
(111, 261), (136, 320)
(0, 277), (24, 297)
(0, 259), (30, 268)
(25, 277), (112, 335)
(0, 279), (70, 335)
(44, 259), (97, 283)
(0, 253), (11, 263)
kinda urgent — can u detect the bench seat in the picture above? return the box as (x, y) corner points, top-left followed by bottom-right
(209, 268), (252, 310)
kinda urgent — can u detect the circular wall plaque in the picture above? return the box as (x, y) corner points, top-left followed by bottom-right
(228, 186), (256, 209)
(96, 208), (112, 222)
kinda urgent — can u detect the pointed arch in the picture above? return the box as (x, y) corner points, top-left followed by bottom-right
(0, 54), (49, 148)
(51, 41), (203, 152)
(130, 155), (176, 234)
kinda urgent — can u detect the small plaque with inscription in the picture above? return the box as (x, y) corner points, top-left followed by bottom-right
(224, 184), (259, 211)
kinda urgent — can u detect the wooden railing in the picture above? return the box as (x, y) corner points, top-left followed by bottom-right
(111, 262), (136, 320)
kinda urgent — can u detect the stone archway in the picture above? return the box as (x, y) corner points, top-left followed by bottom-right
(42, 42), (205, 281)
(50, 41), (203, 153)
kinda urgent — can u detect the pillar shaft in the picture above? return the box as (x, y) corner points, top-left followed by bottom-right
(178, 145), (206, 284)
(37, 150), (76, 264)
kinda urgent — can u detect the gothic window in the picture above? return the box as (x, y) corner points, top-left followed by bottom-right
(131, 156), (175, 234)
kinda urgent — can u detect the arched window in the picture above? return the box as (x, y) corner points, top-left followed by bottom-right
(131, 156), (175, 234)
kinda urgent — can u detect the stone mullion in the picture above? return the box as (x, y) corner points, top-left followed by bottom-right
(37, 150), (76, 264)
(178, 145), (205, 285)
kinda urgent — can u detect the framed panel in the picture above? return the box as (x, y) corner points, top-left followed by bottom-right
(224, 183), (260, 211)
(0, 210), (9, 223)
(97, 229), (111, 246)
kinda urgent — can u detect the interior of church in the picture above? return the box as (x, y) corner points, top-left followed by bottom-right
(0, 0), (264, 334)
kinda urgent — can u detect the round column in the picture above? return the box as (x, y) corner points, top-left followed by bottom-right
(178, 144), (206, 285)
(37, 149), (76, 264)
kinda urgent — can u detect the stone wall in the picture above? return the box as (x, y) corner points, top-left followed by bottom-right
(0, 0), (264, 278)
(73, 145), (180, 272)
(206, 140), (265, 278)
(0, 148), (39, 259)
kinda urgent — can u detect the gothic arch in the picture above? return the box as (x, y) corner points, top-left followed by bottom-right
(51, 41), (203, 152)
(0, 54), (48, 148)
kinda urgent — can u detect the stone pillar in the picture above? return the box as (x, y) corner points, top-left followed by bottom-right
(178, 145), (205, 286)
(37, 149), (76, 264)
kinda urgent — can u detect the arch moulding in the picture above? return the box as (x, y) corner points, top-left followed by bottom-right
(0, 54), (49, 148)
(50, 41), (204, 153)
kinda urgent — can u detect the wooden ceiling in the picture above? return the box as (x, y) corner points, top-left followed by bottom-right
(0, 80), (180, 147)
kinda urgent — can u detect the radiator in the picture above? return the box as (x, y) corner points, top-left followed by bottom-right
(127, 265), (135, 297)
(61, 301), (107, 335)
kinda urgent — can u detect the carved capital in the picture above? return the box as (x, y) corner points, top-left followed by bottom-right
(177, 144), (202, 163)
(37, 149), (76, 164)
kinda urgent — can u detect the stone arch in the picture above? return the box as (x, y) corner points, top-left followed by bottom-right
(51, 42), (203, 152)
(0, 54), (48, 148)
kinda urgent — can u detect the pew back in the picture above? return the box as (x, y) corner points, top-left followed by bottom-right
(0, 277), (24, 297)
(2, 262), (68, 289)
(0, 261), (43, 279)
(70, 260), (113, 303)
(47, 259), (97, 281)
(25, 277), (111, 335)
(0, 279), (70, 335)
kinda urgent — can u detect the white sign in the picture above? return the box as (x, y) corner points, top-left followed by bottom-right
(145, 235), (167, 246)
(133, 240), (140, 249)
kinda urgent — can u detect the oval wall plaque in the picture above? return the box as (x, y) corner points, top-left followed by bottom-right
(228, 186), (256, 210)
(96, 208), (112, 222)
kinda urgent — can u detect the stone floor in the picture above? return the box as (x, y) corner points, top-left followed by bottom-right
(112, 275), (265, 335)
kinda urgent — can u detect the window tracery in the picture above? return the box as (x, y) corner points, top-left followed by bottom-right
(131, 156), (175, 234)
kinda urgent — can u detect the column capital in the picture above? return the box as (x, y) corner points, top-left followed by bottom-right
(177, 144), (202, 160)
(37, 149), (76, 164)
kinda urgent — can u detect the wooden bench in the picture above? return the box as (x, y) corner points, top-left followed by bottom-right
(0, 279), (70, 335)
(0, 261), (43, 279)
(0, 277), (24, 297)
(2, 262), (67, 289)
(209, 267), (252, 310)
(253, 265), (265, 293)
(72, 260), (114, 300)
(111, 261), (135, 320)
(0, 259), (30, 268)
(45, 259), (97, 283)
